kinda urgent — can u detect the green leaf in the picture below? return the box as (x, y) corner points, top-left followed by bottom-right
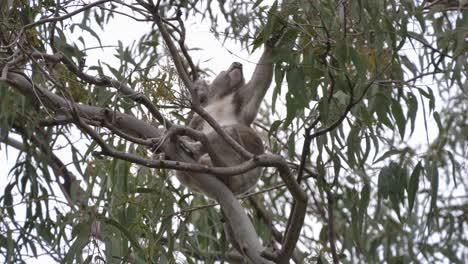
(407, 162), (422, 214)
(332, 153), (341, 180)
(284, 66), (306, 126)
(286, 66), (306, 107)
(407, 31), (430, 46)
(335, 40), (349, 68)
(374, 93), (394, 129)
(433, 111), (443, 133)
(272, 62), (284, 112)
(74, 23), (103, 47)
(418, 87), (435, 114)
(346, 126), (361, 168)
(0, 0), (13, 19)
(268, 120), (282, 140)
(83, 255), (93, 264)
(103, 62), (122, 80)
(361, 135), (371, 166)
(428, 162), (439, 213)
(104, 219), (142, 251)
(401, 55), (418, 75)
(407, 93), (418, 135)
(252, 0), (278, 50)
(373, 149), (401, 164)
(3, 183), (15, 217)
(71, 145), (84, 176)
(142, 40), (159, 47)
(351, 202), (359, 245)
(377, 162), (407, 219)
(383, 17), (397, 49)
(427, 87), (435, 112)
(359, 183), (370, 234)
(391, 99), (406, 139)
(333, 90), (350, 106)
(287, 133), (296, 159)
(253, 0), (264, 9)
(319, 224), (329, 243)
(65, 221), (91, 262)
(446, 151), (457, 186)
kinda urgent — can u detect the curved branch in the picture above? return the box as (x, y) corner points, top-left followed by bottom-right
(5, 71), (163, 140)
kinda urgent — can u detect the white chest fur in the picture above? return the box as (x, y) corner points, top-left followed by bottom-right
(201, 94), (238, 133)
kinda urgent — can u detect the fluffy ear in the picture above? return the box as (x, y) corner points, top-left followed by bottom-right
(192, 79), (209, 105)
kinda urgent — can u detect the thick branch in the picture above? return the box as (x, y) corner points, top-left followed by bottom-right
(249, 197), (301, 263)
(30, 52), (171, 128)
(5, 71), (163, 140)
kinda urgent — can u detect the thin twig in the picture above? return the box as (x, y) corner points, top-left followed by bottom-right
(142, 1), (192, 88)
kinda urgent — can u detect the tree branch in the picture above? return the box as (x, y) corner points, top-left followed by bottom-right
(29, 51), (172, 128)
(163, 13), (199, 80)
(139, 1), (193, 88)
(4, 71), (163, 139)
(24, 0), (112, 29)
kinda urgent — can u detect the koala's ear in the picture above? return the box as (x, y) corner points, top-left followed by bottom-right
(192, 80), (209, 104)
(193, 79), (208, 90)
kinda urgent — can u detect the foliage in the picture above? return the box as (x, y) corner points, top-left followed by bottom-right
(0, 0), (466, 263)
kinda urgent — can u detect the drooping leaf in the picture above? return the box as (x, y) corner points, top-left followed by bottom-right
(407, 162), (422, 214)
(391, 99), (406, 139)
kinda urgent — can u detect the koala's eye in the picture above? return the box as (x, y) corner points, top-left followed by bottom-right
(199, 94), (207, 105)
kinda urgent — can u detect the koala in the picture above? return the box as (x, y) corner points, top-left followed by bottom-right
(176, 47), (273, 196)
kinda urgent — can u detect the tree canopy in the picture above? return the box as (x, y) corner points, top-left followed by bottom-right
(0, 0), (466, 263)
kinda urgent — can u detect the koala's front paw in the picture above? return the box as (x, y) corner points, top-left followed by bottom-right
(180, 137), (204, 158)
(197, 153), (212, 166)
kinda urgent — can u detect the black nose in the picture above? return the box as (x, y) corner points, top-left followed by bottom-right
(231, 62), (242, 69)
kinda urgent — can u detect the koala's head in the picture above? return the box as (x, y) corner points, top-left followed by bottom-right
(210, 62), (245, 97)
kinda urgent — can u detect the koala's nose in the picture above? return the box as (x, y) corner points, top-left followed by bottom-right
(231, 62), (242, 69)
